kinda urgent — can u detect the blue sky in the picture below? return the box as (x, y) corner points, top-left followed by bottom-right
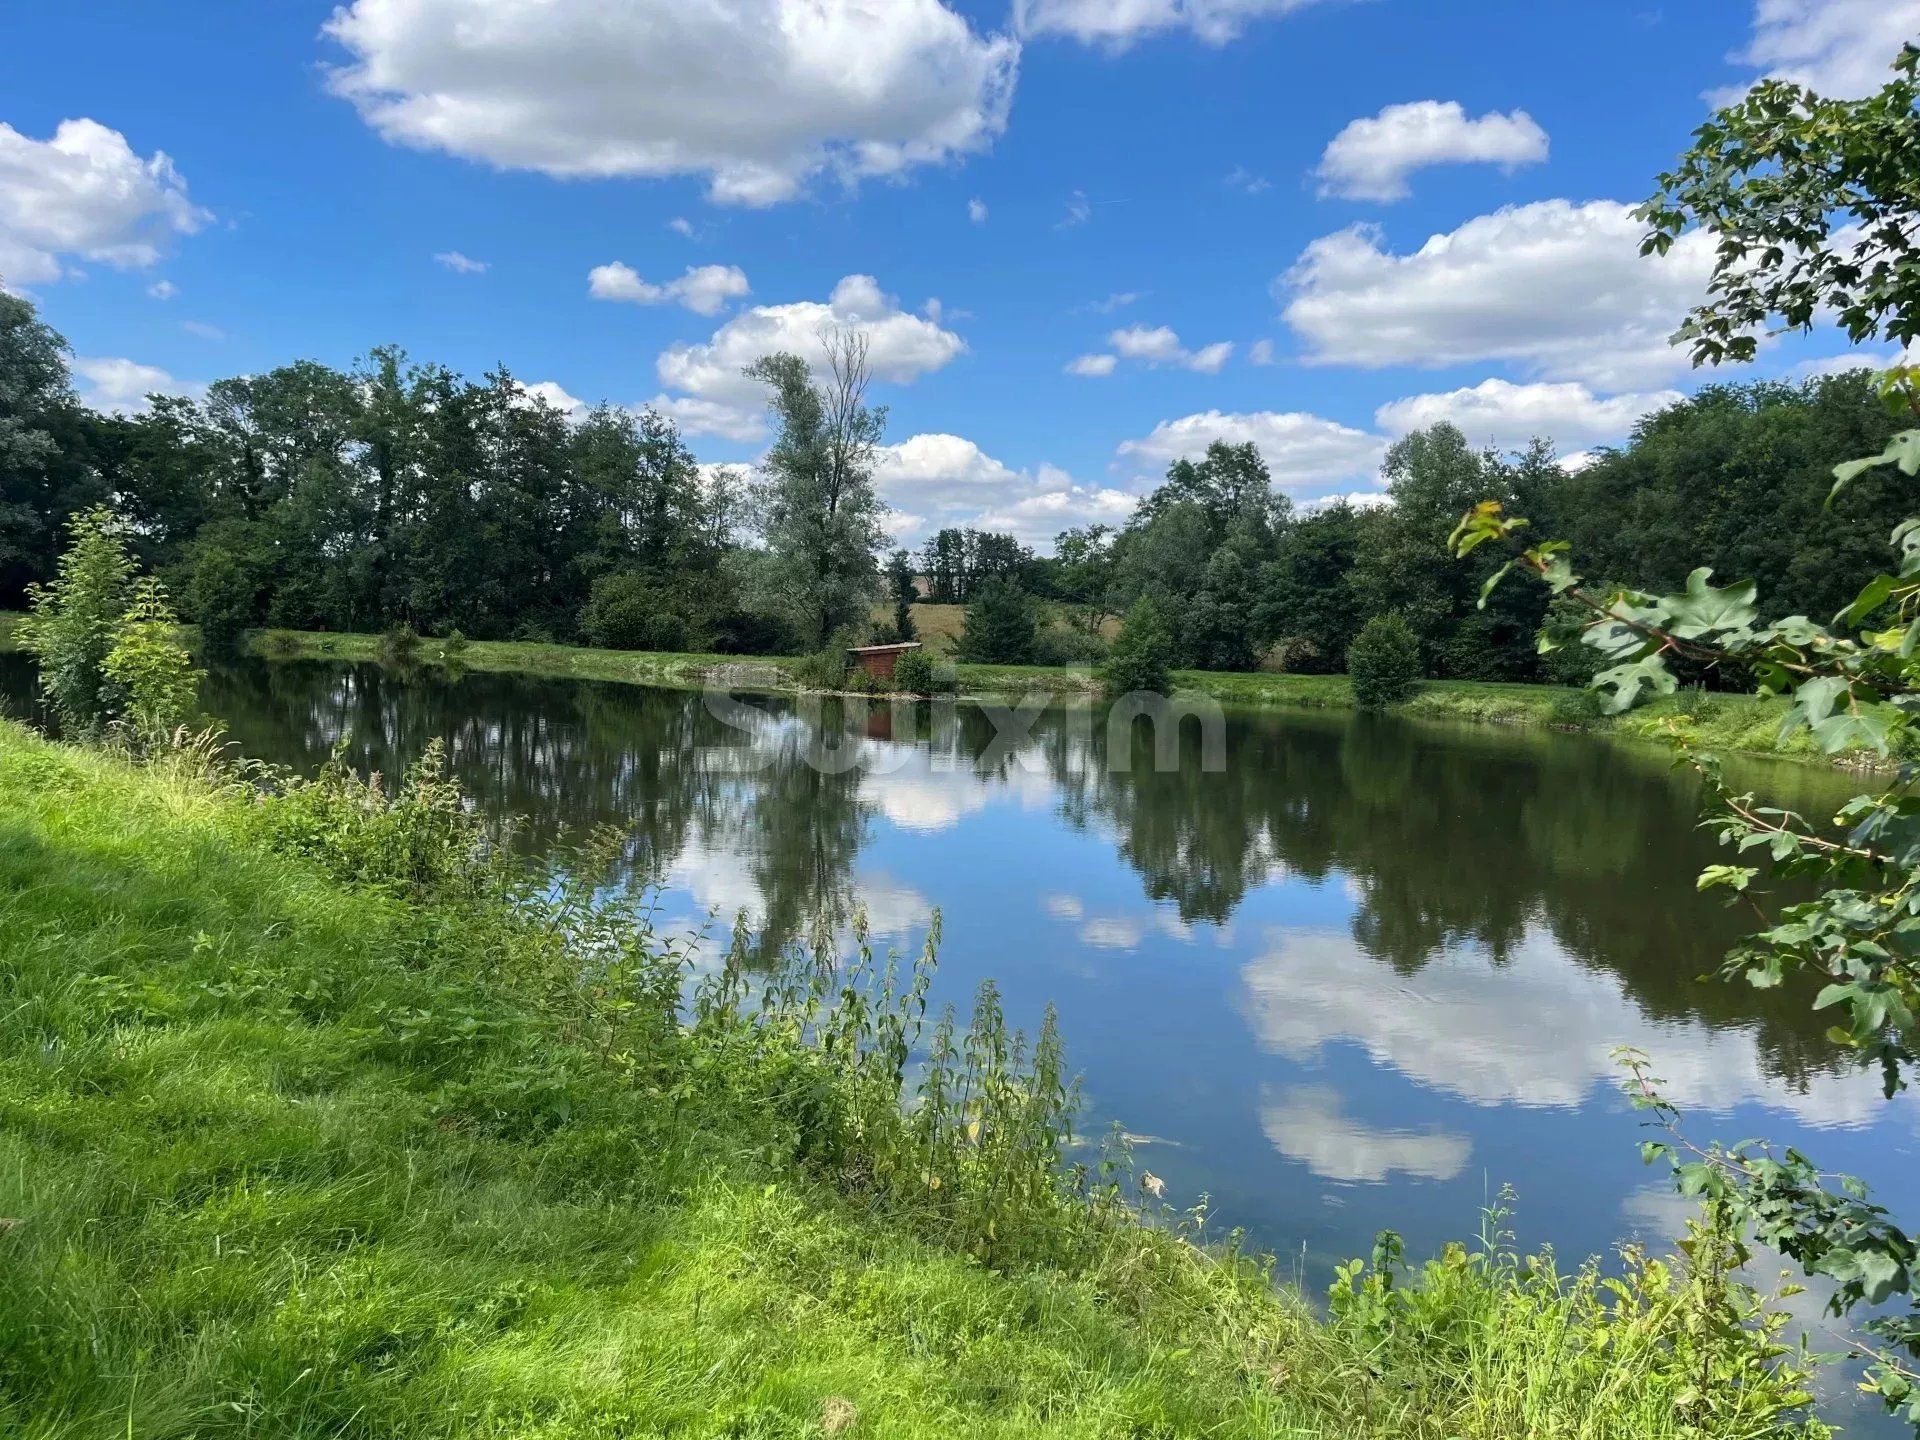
(2, 0), (1914, 549)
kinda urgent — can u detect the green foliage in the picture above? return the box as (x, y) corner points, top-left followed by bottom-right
(917, 527), (1033, 605)
(254, 738), (497, 901)
(579, 569), (693, 652)
(1099, 596), (1174, 697)
(790, 647), (851, 690)
(1639, 44), (1920, 363)
(377, 622), (421, 666)
(746, 338), (887, 649)
(882, 548), (918, 642)
(1329, 1195), (1826, 1439)
(19, 506), (136, 735)
(890, 646), (943, 695)
(1454, 382), (1920, 1420)
(102, 576), (201, 738)
(1347, 614), (1421, 708)
(182, 523), (261, 655)
(957, 577), (1039, 665)
(0, 289), (91, 611)
(1033, 624), (1107, 667)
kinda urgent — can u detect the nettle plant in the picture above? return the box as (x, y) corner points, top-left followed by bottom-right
(1451, 366), (1920, 1423)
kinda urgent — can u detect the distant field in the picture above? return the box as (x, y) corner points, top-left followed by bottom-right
(867, 601), (1117, 656)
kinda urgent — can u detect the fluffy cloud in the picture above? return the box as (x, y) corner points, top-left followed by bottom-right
(1259, 1087), (1471, 1183)
(1726, 0), (1920, 99)
(1280, 200), (1719, 389)
(874, 433), (1132, 546)
(1315, 101), (1548, 202)
(433, 249), (487, 273)
(1375, 379), (1682, 453)
(1105, 324), (1234, 373)
(968, 197), (988, 223)
(147, 279), (178, 301)
(1065, 353), (1118, 377)
(654, 273), (964, 441)
(1796, 347), (1914, 380)
(589, 261), (750, 315)
(1241, 926), (1907, 1128)
(71, 356), (200, 415)
(1117, 409), (1386, 491)
(1016, 0), (1323, 47)
(0, 118), (209, 287)
(323, 0), (1018, 206)
(522, 380), (587, 418)
(1073, 324), (1236, 378)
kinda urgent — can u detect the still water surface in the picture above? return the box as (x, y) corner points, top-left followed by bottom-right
(8, 657), (1919, 1345)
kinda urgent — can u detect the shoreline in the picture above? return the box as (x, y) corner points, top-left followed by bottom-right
(0, 613), (1888, 769)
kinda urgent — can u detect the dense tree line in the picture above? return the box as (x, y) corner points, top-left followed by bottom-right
(1042, 372), (1909, 684)
(3, 281), (1908, 682)
(0, 289), (886, 657)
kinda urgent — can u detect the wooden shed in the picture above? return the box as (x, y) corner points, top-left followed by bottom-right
(846, 641), (922, 682)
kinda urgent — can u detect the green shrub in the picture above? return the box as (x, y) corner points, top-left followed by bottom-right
(1347, 614), (1421, 708)
(377, 623), (421, 666)
(440, 628), (470, 662)
(19, 507), (136, 736)
(182, 526), (260, 657)
(255, 739), (496, 901)
(890, 648), (937, 694)
(956, 579), (1038, 665)
(1034, 625), (1108, 667)
(1099, 596), (1174, 697)
(256, 629), (302, 658)
(790, 648), (849, 690)
(102, 578), (202, 739)
(579, 570), (696, 652)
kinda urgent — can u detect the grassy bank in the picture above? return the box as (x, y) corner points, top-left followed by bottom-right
(0, 613), (1868, 765)
(0, 721), (1833, 1437)
(256, 627), (1873, 765)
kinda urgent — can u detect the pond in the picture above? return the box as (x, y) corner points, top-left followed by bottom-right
(7, 656), (1918, 1337)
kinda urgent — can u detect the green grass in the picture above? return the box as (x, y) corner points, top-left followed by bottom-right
(0, 722), (1837, 1438)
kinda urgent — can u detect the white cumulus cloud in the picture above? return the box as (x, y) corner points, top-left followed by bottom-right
(1118, 409), (1386, 492)
(1725, 0), (1920, 100)
(71, 356), (201, 415)
(433, 249), (487, 273)
(323, 0), (1019, 206)
(522, 380), (587, 418)
(1077, 325), (1234, 376)
(1375, 379), (1683, 454)
(589, 261), (751, 315)
(0, 118), (209, 287)
(968, 197), (988, 223)
(1017, 0), (1325, 47)
(1316, 100), (1548, 202)
(654, 273), (964, 441)
(1280, 199), (1720, 389)
(874, 433), (1130, 547)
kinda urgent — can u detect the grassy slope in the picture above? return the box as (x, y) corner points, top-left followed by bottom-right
(0, 723), (1835, 1438)
(0, 722), (1313, 1438)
